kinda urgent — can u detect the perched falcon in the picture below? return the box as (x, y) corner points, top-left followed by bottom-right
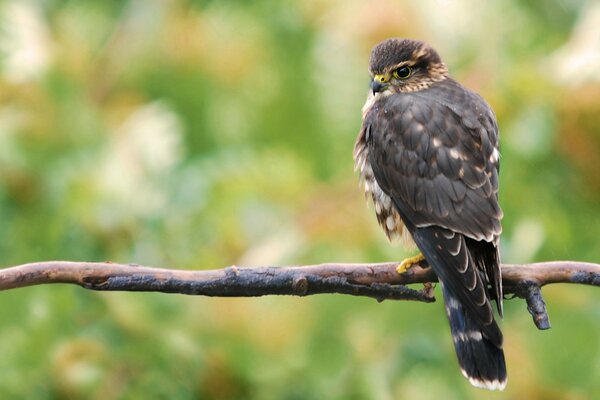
(354, 38), (506, 390)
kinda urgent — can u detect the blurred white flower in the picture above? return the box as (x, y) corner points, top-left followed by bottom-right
(115, 101), (183, 173)
(545, 1), (600, 86)
(97, 101), (183, 217)
(0, 1), (51, 83)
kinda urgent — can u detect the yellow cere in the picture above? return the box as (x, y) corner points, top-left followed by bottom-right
(373, 74), (389, 83)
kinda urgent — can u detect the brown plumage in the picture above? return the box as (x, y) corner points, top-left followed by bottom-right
(354, 38), (506, 390)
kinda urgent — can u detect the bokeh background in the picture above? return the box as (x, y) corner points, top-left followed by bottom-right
(0, 0), (599, 398)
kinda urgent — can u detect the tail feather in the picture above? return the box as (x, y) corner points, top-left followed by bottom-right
(391, 206), (507, 390)
(442, 285), (507, 390)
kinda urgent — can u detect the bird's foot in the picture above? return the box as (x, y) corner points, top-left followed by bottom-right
(396, 253), (426, 274)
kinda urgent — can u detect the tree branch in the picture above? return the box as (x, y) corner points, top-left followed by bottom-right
(1, 260), (598, 330)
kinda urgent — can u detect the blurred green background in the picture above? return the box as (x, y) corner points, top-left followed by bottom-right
(0, 0), (599, 398)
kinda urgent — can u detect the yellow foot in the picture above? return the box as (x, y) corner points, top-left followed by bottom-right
(396, 253), (425, 274)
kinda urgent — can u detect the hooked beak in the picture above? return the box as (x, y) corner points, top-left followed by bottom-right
(371, 74), (389, 94)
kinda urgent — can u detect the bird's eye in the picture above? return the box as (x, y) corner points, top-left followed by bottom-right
(393, 66), (412, 80)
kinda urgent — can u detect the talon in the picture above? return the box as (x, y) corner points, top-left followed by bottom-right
(396, 253), (425, 274)
(422, 281), (435, 297)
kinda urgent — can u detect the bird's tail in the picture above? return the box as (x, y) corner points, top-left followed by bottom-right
(441, 284), (507, 390)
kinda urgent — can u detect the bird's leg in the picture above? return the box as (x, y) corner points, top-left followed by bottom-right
(396, 253), (426, 274)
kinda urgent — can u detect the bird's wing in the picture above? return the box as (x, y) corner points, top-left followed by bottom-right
(366, 81), (502, 242)
(365, 79), (503, 330)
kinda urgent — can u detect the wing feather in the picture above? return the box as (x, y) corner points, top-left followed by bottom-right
(365, 77), (504, 322)
(366, 79), (502, 243)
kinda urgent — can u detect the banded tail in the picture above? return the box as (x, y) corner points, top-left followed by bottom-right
(407, 222), (507, 390)
(442, 285), (507, 390)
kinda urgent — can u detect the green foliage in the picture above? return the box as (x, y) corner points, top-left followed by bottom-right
(0, 0), (599, 398)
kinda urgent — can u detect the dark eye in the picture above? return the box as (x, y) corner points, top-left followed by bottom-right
(393, 66), (412, 80)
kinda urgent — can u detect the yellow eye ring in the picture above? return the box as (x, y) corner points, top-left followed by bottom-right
(393, 66), (412, 80)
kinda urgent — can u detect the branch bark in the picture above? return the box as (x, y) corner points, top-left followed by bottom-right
(1, 260), (598, 330)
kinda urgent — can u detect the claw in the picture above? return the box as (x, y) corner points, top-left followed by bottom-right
(396, 253), (425, 274)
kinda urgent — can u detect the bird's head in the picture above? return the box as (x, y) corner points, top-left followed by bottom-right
(369, 38), (448, 95)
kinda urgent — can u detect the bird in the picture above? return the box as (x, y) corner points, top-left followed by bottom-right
(354, 38), (506, 390)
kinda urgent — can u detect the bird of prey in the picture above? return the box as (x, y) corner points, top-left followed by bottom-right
(354, 38), (506, 390)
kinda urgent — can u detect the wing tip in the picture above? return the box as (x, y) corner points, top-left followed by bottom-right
(460, 369), (507, 391)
